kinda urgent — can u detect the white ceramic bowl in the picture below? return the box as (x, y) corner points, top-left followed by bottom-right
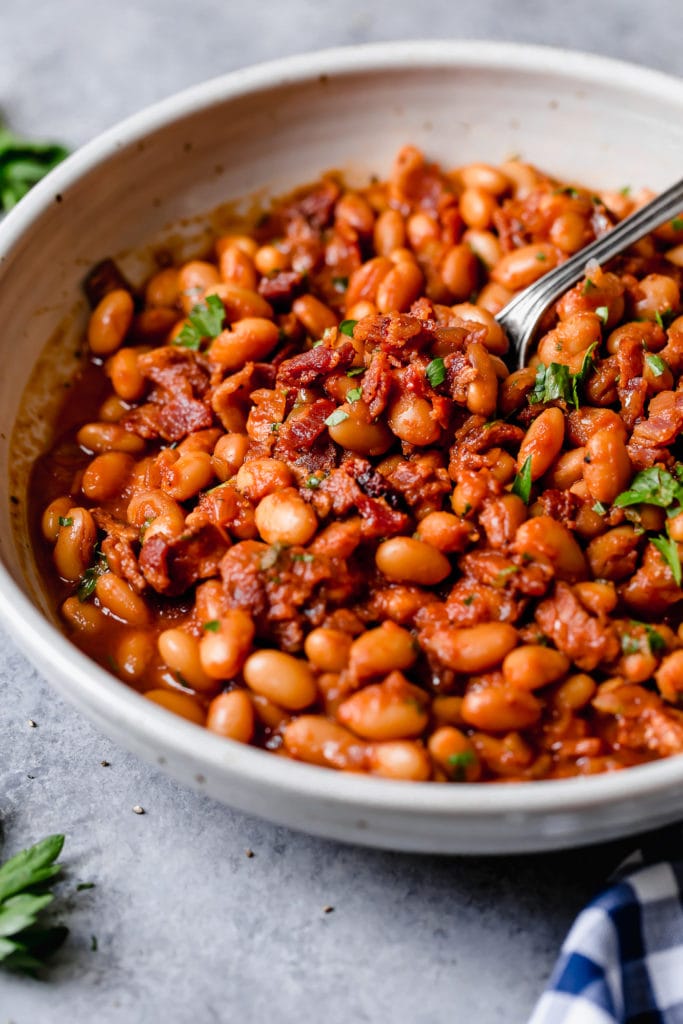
(3, 41), (683, 854)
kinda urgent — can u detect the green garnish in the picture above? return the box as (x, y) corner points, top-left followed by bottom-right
(529, 343), (596, 410)
(671, 217), (683, 232)
(626, 620), (667, 654)
(535, 251), (548, 261)
(0, 834), (68, 975)
(77, 544), (108, 602)
(511, 455), (533, 505)
(592, 502), (607, 515)
(346, 387), (362, 403)
(347, 366), (364, 377)
(645, 353), (668, 377)
(203, 620), (220, 632)
(463, 595), (475, 606)
(595, 306), (609, 325)
(76, 883), (95, 892)
(619, 185), (631, 196)
(270, 422), (280, 432)
(339, 319), (357, 337)
(425, 357), (446, 388)
(447, 750), (477, 782)
(493, 566), (519, 586)
(0, 126), (69, 211)
(582, 278), (596, 295)
(260, 543), (285, 571)
(614, 466), (683, 510)
(651, 534), (682, 586)
(332, 276), (349, 292)
(324, 409), (350, 428)
(554, 186), (580, 199)
(305, 474), (324, 489)
(174, 294), (226, 350)
(58, 516), (73, 528)
(312, 339), (324, 348)
(291, 552), (315, 563)
(620, 634), (641, 655)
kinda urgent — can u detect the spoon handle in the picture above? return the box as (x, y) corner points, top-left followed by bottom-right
(496, 177), (683, 368)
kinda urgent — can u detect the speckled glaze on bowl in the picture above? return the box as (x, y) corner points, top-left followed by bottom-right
(2, 41), (683, 854)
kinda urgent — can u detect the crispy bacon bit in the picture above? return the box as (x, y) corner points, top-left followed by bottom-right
(535, 582), (620, 671)
(277, 342), (355, 387)
(140, 525), (228, 595)
(258, 270), (306, 305)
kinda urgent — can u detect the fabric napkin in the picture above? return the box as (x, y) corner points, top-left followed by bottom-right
(529, 837), (683, 1023)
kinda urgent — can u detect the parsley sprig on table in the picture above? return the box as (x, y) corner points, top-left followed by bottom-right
(0, 126), (69, 211)
(0, 835), (68, 975)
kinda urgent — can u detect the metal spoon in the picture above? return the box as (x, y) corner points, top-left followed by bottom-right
(496, 177), (683, 368)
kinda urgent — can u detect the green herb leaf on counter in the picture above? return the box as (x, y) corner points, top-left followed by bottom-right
(645, 353), (668, 377)
(614, 466), (683, 510)
(0, 834), (67, 975)
(652, 534), (682, 586)
(0, 127), (69, 211)
(174, 294), (226, 350)
(511, 455), (533, 505)
(426, 357), (446, 388)
(324, 409), (349, 428)
(339, 319), (357, 337)
(77, 544), (108, 602)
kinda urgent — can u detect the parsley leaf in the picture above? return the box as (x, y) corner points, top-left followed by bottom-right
(332, 276), (348, 292)
(324, 409), (349, 428)
(346, 387), (362, 403)
(528, 345), (597, 409)
(447, 750), (477, 781)
(305, 473), (325, 489)
(652, 534), (682, 586)
(291, 552), (315, 563)
(511, 455), (533, 504)
(339, 319), (357, 337)
(582, 278), (596, 295)
(58, 516), (73, 528)
(595, 306), (609, 325)
(620, 633), (641, 655)
(672, 217), (683, 232)
(0, 834), (67, 976)
(346, 366), (364, 377)
(643, 623), (667, 653)
(77, 544), (108, 602)
(614, 466), (683, 510)
(426, 357), (446, 388)
(0, 126), (69, 211)
(592, 501), (607, 515)
(174, 294), (226, 350)
(645, 353), (668, 377)
(202, 620), (220, 632)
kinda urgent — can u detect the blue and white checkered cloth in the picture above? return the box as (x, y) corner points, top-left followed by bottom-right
(529, 847), (683, 1023)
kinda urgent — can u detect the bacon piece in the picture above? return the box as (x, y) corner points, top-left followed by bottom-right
(277, 342), (355, 387)
(258, 270), (306, 305)
(91, 509), (146, 592)
(140, 526), (228, 595)
(535, 582), (619, 671)
(276, 398), (336, 454)
(361, 349), (393, 418)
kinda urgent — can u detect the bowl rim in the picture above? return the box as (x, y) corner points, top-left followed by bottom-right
(3, 38), (683, 822)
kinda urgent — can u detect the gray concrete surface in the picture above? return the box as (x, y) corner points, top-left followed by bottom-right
(1, 1), (682, 1021)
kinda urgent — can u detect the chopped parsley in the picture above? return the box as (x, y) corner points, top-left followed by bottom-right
(614, 466), (683, 510)
(535, 251), (548, 261)
(592, 502), (607, 516)
(324, 409), (350, 428)
(346, 366), (364, 377)
(652, 534), (682, 586)
(582, 278), (596, 295)
(671, 217), (683, 232)
(655, 309), (675, 330)
(463, 595), (476, 606)
(529, 343), (597, 410)
(626, 620), (667, 654)
(291, 552), (315, 563)
(174, 294), (226, 350)
(511, 455), (533, 505)
(339, 319), (357, 337)
(270, 422), (280, 432)
(620, 633), (641, 655)
(305, 473), (325, 489)
(203, 620), (220, 632)
(425, 357), (446, 388)
(77, 544), (108, 602)
(332, 276), (348, 292)
(619, 185), (631, 196)
(346, 386), (362, 403)
(595, 306), (609, 325)
(645, 353), (668, 377)
(493, 565), (519, 586)
(58, 516), (73, 527)
(447, 750), (477, 782)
